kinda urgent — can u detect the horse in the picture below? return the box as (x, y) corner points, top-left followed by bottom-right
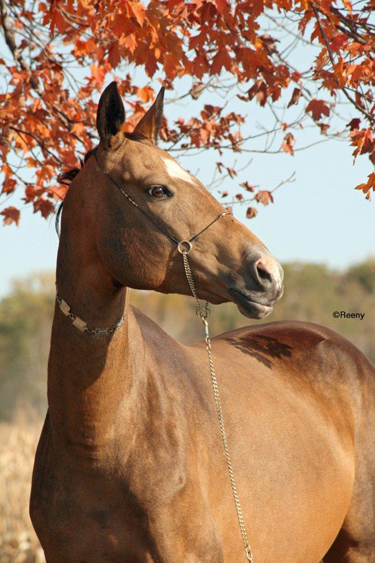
(30, 82), (375, 563)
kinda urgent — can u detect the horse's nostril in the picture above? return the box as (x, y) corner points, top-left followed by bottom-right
(252, 253), (283, 294)
(257, 265), (273, 284)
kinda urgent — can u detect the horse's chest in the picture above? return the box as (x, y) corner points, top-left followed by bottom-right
(31, 443), (223, 563)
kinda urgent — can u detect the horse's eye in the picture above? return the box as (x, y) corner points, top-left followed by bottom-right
(148, 185), (169, 199)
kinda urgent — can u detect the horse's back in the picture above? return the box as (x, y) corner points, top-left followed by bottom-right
(209, 319), (374, 450)
(214, 319), (374, 390)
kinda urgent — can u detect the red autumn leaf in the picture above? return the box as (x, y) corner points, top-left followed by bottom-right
(49, 8), (67, 34)
(240, 181), (255, 192)
(255, 190), (274, 206)
(130, 3), (146, 27)
(287, 88), (302, 108)
(214, 0), (229, 15)
(168, 0), (184, 9)
(247, 80), (267, 107)
(350, 129), (374, 159)
(348, 118), (361, 131)
(108, 42), (121, 69)
(1, 206), (20, 226)
(235, 193), (244, 200)
(1, 177), (17, 194)
(122, 34), (138, 54)
(281, 132), (295, 156)
(24, 185), (45, 202)
(33, 198), (55, 219)
(90, 64), (106, 85)
(137, 86), (155, 103)
(211, 48), (233, 74)
(305, 99), (330, 121)
(246, 207), (258, 219)
(221, 190), (228, 197)
(355, 172), (375, 198)
(358, 130), (374, 154)
(71, 123), (85, 136)
(318, 123), (330, 135)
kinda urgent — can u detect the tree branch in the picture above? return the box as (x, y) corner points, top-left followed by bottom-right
(0, 0), (77, 132)
(312, 4), (375, 125)
(0, 0), (38, 88)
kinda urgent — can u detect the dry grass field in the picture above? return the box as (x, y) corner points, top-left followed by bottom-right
(0, 421), (45, 563)
(0, 262), (374, 562)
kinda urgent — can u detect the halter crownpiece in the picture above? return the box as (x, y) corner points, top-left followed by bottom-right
(55, 153), (254, 562)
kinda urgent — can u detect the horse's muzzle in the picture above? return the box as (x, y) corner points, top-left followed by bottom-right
(229, 250), (284, 319)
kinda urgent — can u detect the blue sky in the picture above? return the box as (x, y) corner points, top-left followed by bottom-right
(0, 26), (374, 297)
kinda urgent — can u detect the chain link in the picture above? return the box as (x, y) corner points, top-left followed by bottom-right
(180, 248), (254, 562)
(55, 289), (125, 335)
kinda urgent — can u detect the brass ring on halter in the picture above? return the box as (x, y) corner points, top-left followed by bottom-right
(196, 307), (210, 319)
(177, 240), (192, 254)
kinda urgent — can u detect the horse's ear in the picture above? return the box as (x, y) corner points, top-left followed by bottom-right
(133, 87), (165, 144)
(97, 81), (125, 148)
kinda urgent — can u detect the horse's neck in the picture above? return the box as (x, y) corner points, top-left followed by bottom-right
(48, 232), (147, 459)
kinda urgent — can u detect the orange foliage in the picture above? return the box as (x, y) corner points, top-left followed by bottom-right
(0, 0), (374, 225)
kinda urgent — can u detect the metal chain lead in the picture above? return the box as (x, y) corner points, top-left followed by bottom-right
(179, 244), (254, 563)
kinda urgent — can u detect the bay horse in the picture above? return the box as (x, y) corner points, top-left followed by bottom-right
(30, 82), (375, 563)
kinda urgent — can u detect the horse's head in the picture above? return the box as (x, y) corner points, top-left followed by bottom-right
(69, 82), (283, 319)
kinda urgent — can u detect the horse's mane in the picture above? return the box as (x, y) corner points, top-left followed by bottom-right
(55, 147), (97, 236)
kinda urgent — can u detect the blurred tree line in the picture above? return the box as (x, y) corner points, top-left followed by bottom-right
(0, 261), (374, 421)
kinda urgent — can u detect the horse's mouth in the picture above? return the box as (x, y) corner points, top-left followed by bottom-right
(229, 288), (274, 320)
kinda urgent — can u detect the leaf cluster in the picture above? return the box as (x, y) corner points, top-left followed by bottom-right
(0, 0), (374, 225)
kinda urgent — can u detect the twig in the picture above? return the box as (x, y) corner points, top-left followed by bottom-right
(222, 171), (296, 207)
(9, 127), (64, 165)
